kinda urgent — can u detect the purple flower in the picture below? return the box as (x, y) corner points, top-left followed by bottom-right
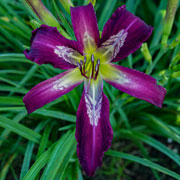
(23, 4), (166, 176)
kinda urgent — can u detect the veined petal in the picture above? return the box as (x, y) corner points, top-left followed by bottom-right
(98, 5), (152, 63)
(71, 3), (100, 53)
(23, 68), (83, 114)
(101, 64), (166, 107)
(24, 25), (83, 70)
(76, 78), (113, 176)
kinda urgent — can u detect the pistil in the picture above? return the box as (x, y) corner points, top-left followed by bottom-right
(94, 59), (100, 80)
(91, 54), (95, 79)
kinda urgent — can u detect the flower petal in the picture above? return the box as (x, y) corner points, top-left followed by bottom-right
(76, 79), (113, 176)
(101, 64), (166, 107)
(98, 5), (152, 62)
(23, 68), (83, 114)
(24, 25), (83, 70)
(70, 3), (99, 53)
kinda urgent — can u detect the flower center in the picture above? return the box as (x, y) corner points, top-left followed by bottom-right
(77, 54), (100, 80)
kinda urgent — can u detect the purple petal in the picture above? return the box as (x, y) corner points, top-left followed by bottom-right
(101, 64), (166, 107)
(99, 5), (152, 62)
(24, 25), (83, 70)
(23, 68), (83, 114)
(70, 3), (99, 53)
(76, 79), (113, 176)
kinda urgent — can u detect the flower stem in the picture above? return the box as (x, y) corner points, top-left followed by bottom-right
(147, 48), (167, 75)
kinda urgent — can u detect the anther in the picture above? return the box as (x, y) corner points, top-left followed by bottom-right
(80, 60), (83, 65)
(76, 62), (81, 69)
(95, 63), (99, 72)
(97, 59), (100, 65)
(84, 56), (86, 64)
(91, 54), (94, 62)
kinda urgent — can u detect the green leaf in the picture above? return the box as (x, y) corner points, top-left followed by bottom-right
(0, 154), (17, 180)
(145, 114), (180, 144)
(33, 109), (76, 122)
(22, 144), (56, 180)
(119, 130), (180, 166)
(40, 130), (75, 180)
(0, 116), (41, 143)
(98, 0), (117, 30)
(0, 97), (23, 105)
(106, 150), (180, 179)
(20, 120), (48, 179)
(22, 131), (73, 180)
(0, 111), (26, 146)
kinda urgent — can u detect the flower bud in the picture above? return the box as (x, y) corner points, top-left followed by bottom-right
(30, 19), (41, 29)
(25, 0), (60, 28)
(140, 43), (152, 64)
(161, 0), (179, 46)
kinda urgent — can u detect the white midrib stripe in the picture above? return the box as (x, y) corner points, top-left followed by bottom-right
(91, 83), (96, 166)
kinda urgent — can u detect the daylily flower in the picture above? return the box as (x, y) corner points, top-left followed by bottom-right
(23, 3), (166, 176)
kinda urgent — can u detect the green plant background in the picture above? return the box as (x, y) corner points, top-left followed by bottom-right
(0, 0), (180, 179)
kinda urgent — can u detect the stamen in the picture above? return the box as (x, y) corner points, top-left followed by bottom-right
(77, 59), (89, 79)
(77, 62), (83, 75)
(77, 55), (100, 80)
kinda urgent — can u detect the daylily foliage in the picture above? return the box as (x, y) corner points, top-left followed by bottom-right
(23, 3), (166, 176)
